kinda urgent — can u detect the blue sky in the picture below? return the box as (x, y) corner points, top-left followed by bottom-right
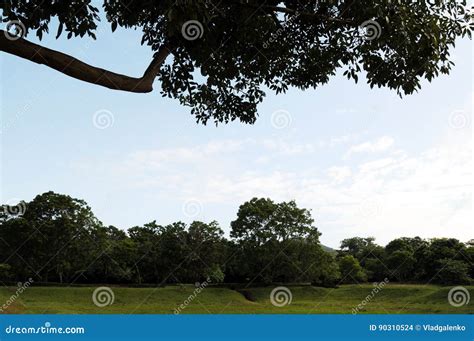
(1, 23), (472, 248)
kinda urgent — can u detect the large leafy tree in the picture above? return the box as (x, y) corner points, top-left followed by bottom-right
(424, 238), (469, 282)
(386, 250), (416, 282)
(25, 191), (103, 283)
(0, 191), (101, 283)
(184, 221), (226, 283)
(230, 197), (318, 245)
(85, 225), (136, 283)
(128, 221), (190, 284)
(340, 237), (378, 260)
(382, 237), (470, 283)
(128, 221), (163, 284)
(1, 1), (472, 124)
(230, 197), (329, 284)
(433, 259), (470, 284)
(339, 237), (386, 281)
(337, 255), (367, 283)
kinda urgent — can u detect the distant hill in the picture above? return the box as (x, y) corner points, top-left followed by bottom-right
(321, 245), (337, 254)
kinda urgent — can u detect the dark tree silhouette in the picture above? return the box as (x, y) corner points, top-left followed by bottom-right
(1, 1), (472, 124)
(1, 193), (472, 285)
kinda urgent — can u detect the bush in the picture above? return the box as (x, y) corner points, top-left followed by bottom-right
(338, 255), (367, 284)
(0, 263), (12, 281)
(206, 265), (225, 284)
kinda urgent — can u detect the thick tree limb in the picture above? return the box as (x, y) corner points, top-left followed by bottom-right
(0, 30), (171, 93)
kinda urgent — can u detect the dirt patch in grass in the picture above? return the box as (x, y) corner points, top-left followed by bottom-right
(236, 289), (258, 302)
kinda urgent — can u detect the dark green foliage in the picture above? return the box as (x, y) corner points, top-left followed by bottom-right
(0, 191), (100, 283)
(1, 1), (472, 124)
(364, 257), (387, 282)
(386, 250), (416, 282)
(465, 244), (474, 279)
(339, 237), (386, 281)
(340, 236), (472, 285)
(337, 255), (367, 283)
(0, 263), (12, 281)
(228, 197), (333, 284)
(0, 192), (339, 286)
(1, 192), (472, 286)
(433, 259), (470, 285)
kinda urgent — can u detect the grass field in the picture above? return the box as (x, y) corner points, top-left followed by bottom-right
(0, 284), (472, 314)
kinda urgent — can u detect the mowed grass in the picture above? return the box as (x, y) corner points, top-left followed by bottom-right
(0, 284), (472, 314)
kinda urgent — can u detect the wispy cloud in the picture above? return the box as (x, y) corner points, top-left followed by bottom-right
(346, 136), (394, 157)
(73, 132), (472, 247)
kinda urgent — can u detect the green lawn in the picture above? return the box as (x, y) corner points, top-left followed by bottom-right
(0, 284), (472, 314)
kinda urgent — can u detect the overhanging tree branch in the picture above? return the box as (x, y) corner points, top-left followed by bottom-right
(0, 30), (171, 93)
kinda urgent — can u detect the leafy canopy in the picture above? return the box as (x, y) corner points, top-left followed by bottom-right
(1, 1), (473, 124)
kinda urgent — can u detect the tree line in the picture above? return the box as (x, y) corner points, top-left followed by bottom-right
(0, 192), (472, 286)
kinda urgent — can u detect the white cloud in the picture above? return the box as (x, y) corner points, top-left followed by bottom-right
(262, 139), (317, 155)
(129, 138), (255, 168)
(74, 132), (472, 248)
(329, 132), (364, 147)
(346, 136), (394, 156)
(327, 166), (352, 184)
